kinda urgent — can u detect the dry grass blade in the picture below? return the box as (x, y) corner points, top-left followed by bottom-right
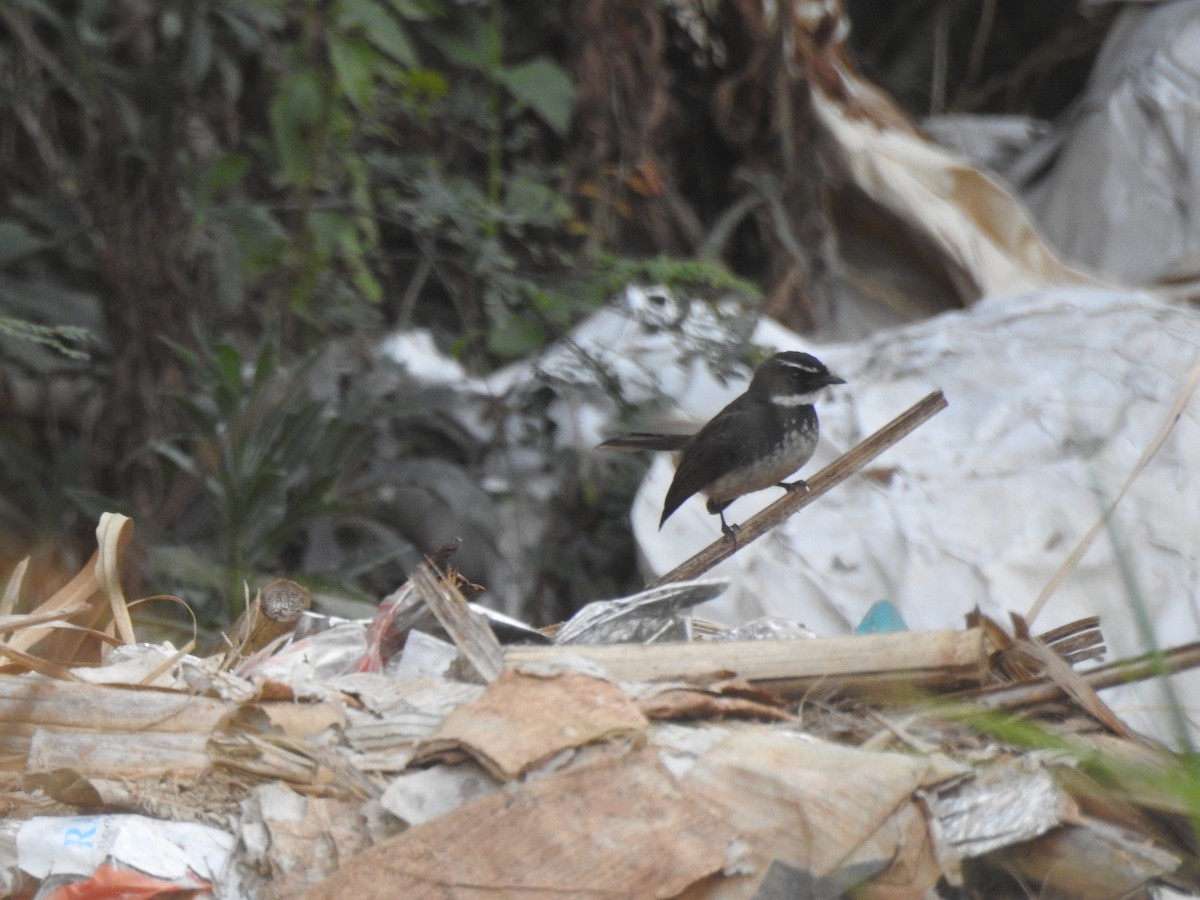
(1006, 615), (1132, 738)
(0, 643), (81, 679)
(3, 512), (139, 667)
(0, 605), (91, 634)
(96, 512), (136, 646)
(648, 389), (948, 587)
(1028, 362), (1200, 625)
(0, 558), (28, 617)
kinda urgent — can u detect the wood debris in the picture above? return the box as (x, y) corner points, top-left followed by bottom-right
(2, 515), (1200, 898)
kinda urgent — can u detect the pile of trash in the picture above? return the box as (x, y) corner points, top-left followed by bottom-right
(6, 2), (1200, 896)
(4, 509), (1199, 898)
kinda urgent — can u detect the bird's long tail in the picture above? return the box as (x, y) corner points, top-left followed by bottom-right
(597, 432), (690, 453)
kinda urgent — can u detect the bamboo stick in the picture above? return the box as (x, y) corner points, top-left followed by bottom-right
(505, 627), (986, 695)
(0, 673), (231, 732)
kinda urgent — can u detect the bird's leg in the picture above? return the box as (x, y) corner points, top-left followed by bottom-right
(718, 510), (739, 543)
(779, 479), (811, 493)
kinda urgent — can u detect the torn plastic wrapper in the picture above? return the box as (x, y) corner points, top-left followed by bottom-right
(384, 629), (457, 680)
(553, 578), (729, 645)
(710, 616), (815, 642)
(922, 759), (1073, 868)
(921, 757), (1181, 891)
(379, 760), (499, 827)
(12, 814), (240, 898)
(241, 615), (367, 682)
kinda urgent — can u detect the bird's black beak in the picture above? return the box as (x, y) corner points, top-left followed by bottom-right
(824, 374), (847, 387)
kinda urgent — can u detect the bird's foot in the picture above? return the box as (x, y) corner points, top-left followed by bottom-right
(719, 513), (740, 543)
(780, 479), (811, 494)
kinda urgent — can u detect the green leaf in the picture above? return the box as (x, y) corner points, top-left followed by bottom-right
(206, 153), (251, 195)
(346, 155), (375, 222)
(496, 58), (574, 136)
(504, 175), (568, 228)
(385, 0), (441, 21)
(339, 0), (418, 67)
(329, 35), (381, 110)
(399, 68), (449, 113)
(269, 71), (325, 185)
(221, 204), (286, 272)
(309, 210), (349, 257)
(215, 342), (245, 399)
(341, 227), (383, 302)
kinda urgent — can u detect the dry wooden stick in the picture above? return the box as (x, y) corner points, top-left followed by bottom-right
(505, 626), (985, 695)
(408, 562), (504, 684)
(221, 578), (313, 670)
(966, 640), (1200, 711)
(648, 389), (948, 587)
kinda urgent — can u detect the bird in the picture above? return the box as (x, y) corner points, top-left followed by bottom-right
(599, 351), (845, 539)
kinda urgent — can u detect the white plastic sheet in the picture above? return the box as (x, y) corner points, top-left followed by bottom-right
(1018, 0), (1200, 287)
(628, 288), (1200, 742)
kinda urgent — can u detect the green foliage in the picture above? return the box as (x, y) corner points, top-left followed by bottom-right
(2, 0), (746, 363)
(153, 330), (376, 620)
(184, 0), (580, 338)
(961, 706), (1200, 838)
(594, 255), (765, 302)
(0, 0), (765, 626)
(0, 316), (92, 360)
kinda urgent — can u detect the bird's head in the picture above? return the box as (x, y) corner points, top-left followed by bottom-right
(752, 351), (846, 407)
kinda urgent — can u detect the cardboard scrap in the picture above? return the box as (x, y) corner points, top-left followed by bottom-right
(303, 747), (734, 899)
(629, 675), (794, 722)
(680, 729), (962, 897)
(224, 701), (348, 741)
(416, 670), (648, 779)
(984, 815), (1181, 896)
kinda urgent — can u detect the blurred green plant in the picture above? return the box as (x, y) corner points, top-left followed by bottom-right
(0, 316), (92, 360)
(0, 0), (764, 625)
(151, 330), (382, 621)
(176, 0), (590, 353)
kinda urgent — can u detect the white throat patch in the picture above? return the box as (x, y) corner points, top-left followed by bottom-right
(772, 390), (823, 407)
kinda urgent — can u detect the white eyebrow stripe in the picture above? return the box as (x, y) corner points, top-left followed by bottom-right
(778, 359), (821, 373)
